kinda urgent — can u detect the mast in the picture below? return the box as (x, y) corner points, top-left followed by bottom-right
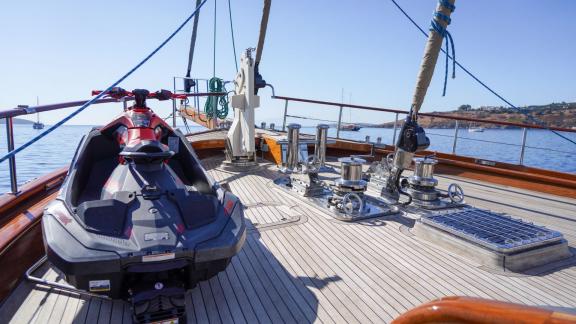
(385, 0), (457, 203)
(410, 0), (456, 118)
(36, 96), (40, 123)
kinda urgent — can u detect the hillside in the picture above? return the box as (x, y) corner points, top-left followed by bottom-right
(377, 102), (576, 129)
(12, 118), (34, 125)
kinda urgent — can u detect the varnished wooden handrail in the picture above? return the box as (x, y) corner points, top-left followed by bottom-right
(392, 296), (576, 323)
(272, 95), (576, 133)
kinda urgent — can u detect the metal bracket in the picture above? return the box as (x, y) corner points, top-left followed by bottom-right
(26, 255), (111, 300)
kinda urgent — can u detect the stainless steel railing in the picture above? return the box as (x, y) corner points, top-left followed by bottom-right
(274, 95), (576, 170)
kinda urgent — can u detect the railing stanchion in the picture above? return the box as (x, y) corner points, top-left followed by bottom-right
(172, 77), (177, 128)
(452, 120), (459, 154)
(6, 117), (18, 194)
(337, 105), (343, 139)
(519, 127), (528, 165)
(392, 113), (399, 145)
(282, 99), (289, 132)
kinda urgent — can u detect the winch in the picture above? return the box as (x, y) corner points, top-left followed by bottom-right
(403, 156), (464, 208)
(368, 155), (465, 208)
(406, 157), (440, 203)
(273, 136), (398, 221)
(327, 157), (369, 215)
(333, 157), (367, 193)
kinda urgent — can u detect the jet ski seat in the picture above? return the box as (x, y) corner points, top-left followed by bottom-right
(76, 191), (134, 236)
(70, 130), (121, 206)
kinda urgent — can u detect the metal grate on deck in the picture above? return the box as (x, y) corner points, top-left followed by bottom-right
(420, 207), (564, 253)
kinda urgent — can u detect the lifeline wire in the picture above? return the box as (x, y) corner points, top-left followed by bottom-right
(388, 0), (576, 146)
(0, 0), (209, 164)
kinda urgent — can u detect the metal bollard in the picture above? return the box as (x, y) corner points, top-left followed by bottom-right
(286, 123), (301, 170)
(365, 136), (371, 143)
(376, 137), (382, 144)
(260, 122), (266, 129)
(314, 124), (329, 167)
(269, 123), (275, 131)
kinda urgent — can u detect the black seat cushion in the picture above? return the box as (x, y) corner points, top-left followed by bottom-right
(169, 189), (218, 229)
(76, 191), (134, 236)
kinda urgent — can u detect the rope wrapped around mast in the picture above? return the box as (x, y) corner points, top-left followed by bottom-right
(411, 0), (456, 118)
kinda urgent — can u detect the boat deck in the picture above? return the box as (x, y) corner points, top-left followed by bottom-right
(1, 156), (576, 323)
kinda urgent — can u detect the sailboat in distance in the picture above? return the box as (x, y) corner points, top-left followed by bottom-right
(32, 97), (44, 129)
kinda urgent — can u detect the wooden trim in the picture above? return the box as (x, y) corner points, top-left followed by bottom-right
(392, 296), (576, 323)
(261, 134), (283, 165)
(0, 189), (58, 303)
(0, 167), (66, 224)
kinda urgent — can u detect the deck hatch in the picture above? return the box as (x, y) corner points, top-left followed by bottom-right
(420, 207), (564, 253)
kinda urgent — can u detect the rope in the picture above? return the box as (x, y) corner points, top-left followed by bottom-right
(186, 0), (202, 79)
(204, 77), (229, 119)
(0, 0), (208, 165)
(227, 0), (238, 72)
(430, 2), (456, 96)
(388, 0), (576, 147)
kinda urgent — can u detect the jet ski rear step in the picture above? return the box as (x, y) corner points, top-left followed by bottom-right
(27, 256), (188, 323)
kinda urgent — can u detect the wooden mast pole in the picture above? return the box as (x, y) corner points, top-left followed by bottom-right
(410, 0), (456, 118)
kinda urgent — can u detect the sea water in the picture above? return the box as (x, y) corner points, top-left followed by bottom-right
(0, 124), (574, 194)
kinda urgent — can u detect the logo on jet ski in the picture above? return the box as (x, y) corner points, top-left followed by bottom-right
(144, 232), (170, 241)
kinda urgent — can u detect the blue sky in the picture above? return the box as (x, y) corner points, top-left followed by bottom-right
(1, 0), (575, 126)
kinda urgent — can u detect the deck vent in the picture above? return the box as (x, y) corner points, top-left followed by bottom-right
(421, 207), (563, 253)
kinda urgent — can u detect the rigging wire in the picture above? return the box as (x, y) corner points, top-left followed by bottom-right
(227, 0), (238, 72)
(388, 0), (576, 147)
(213, 0), (217, 77)
(0, 0), (208, 164)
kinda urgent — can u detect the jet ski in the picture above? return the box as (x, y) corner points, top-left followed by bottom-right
(42, 88), (246, 323)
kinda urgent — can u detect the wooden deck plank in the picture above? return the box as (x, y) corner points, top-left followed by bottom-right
(84, 298), (102, 324)
(234, 242), (289, 323)
(264, 229), (358, 324)
(236, 175), (376, 324)
(190, 282), (209, 324)
(109, 300), (125, 324)
(72, 295), (90, 324)
(241, 234), (307, 323)
(59, 294), (82, 324)
(46, 292), (71, 324)
(97, 299), (112, 324)
(228, 256), (275, 323)
(9, 269), (59, 323)
(198, 280), (222, 324)
(215, 271), (247, 324)
(221, 261), (260, 324)
(185, 292), (197, 324)
(240, 177), (395, 322)
(208, 277), (235, 324)
(245, 236), (322, 324)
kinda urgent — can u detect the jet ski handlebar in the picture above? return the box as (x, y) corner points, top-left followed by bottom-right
(91, 88), (188, 100)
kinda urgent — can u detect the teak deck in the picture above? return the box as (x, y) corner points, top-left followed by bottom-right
(1, 154), (575, 323)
